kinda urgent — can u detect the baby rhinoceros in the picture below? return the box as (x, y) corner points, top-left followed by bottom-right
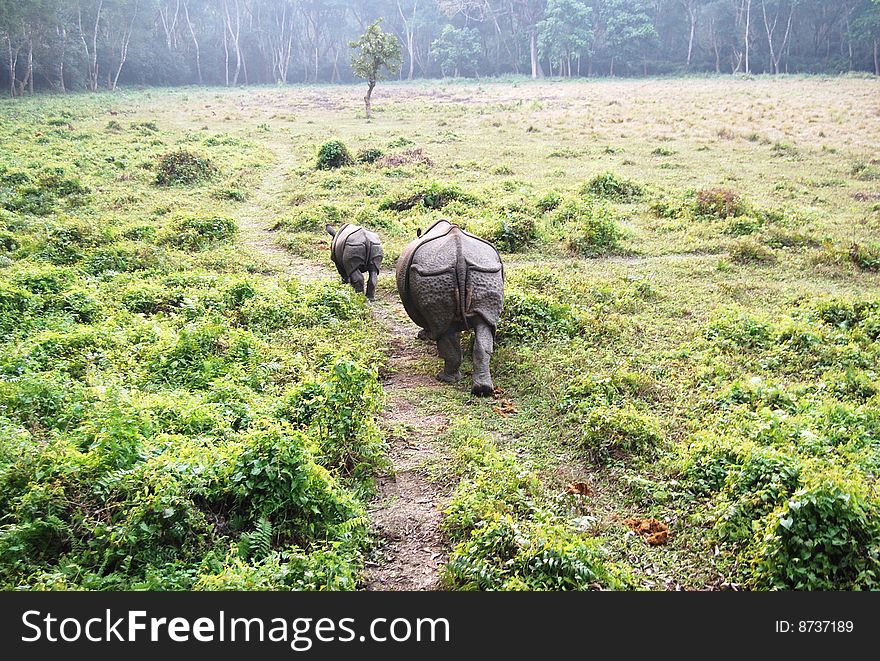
(396, 219), (504, 396)
(326, 223), (384, 301)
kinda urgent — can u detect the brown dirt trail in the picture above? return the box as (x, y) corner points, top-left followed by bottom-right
(236, 153), (448, 591)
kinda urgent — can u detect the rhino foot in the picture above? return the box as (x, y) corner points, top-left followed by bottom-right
(471, 382), (494, 397)
(437, 370), (463, 384)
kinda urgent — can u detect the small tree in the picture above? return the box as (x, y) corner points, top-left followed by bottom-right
(431, 25), (482, 78)
(349, 20), (402, 120)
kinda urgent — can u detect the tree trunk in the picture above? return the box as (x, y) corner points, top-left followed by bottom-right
(183, 1), (203, 85)
(112, 3), (138, 91)
(744, 0), (751, 74)
(610, 56), (615, 77)
(685, 7), (695, 73)
(7, 37), (17, 97)
(24, 39), (33, 95)
(364, 80), (375, 119)
(529, 30), (540, 78)
(875, 38), (879, 77)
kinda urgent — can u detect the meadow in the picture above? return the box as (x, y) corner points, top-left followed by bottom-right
(1, 75), (879, 590)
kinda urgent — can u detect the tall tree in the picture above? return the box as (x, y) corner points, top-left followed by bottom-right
(350, 19), (402, 119)
(537, 0), (591, 76)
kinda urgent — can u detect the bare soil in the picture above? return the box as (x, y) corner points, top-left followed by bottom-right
(236, 154), (449, 591)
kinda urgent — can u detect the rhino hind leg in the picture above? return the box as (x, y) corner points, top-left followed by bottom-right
(436, 330), (463, 384)
(471, 321), (495, 397)
(365, 267), (378, 302)
(349, 270), (365, 295)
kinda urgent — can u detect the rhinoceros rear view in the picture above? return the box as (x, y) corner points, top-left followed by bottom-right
(396, 220), (504, 396)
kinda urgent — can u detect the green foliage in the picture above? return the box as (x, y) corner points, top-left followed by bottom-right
(497, 290), (581, 344)
(316, 140), (354, 170)
(583, 172), (643, 202)
(574, 405), (663, 462)
(161, 214), (237, 251)
(752, 477), (880, 590)
(155, 150), (217, 186)
(356, 147), (384, 164)
(555, 198), (623, 256)
(431, 25), (482, 77)
(279, 360), (385, 478)
(441, 429), (626, 591)
(379, 181), (476, 211)
(349, 20), (402, 86)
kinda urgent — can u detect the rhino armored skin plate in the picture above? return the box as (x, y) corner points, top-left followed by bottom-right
(327, 223), (384, 301)
(396, 219), (504, 396)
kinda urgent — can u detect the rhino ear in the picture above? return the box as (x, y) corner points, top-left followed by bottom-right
(416, 228), (422, 238)
(326, 224), (337, 237)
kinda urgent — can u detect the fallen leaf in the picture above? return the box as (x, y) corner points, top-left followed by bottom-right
(492, 399), (518, 416)
(566, 481), (592, 496)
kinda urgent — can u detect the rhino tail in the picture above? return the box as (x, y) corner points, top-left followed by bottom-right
(454, 232), (469, 330)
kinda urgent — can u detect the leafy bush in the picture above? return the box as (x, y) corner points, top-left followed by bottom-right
(751, 477), (880, 590)
(705, 309), (775, 350)
(555, 198), (622, 256)
(155, 150), (217, 186)
(582, 172), (642, 202)
(729, 237), (776, 264)
(356, 147), (384, 164)
(574, 405), (663, 462)
(161, 214), (237, 251)
(379, 181), (476, 211)
(278, 360), (384, 478)
(535, 191), (562, 212)
(480, 203), (538, 252)
(441, 430), (626, 591)
(316, 140), (354, 170)
(496, 290), (580, 344)
(696, 188), (744, 219)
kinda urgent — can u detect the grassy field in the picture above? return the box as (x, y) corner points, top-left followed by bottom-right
(1, 75), (879, 590)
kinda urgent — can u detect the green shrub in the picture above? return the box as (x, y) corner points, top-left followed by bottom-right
(556, 198), (622, 256)
(83, 242), (153, 274)
(38, 219), (111, 265)
(751, 477), (880, 590)
(121, 283), (184, 314)
(695, 188), (744, 219)
(278, 360), (384, 478)
(575, 405), (663, 462)
(379, 181), (476, 211)
(583, 172), (642, 202)
(535, 191), (562, 212)
(316, 140), (354, 170)
(705, 309), (775, 350)
(155, 150), (217, 186)
(444, 514), (624, 591)
(847, 241), (880, 271)
(496, 290), (580, 344)
(356, 147), (384, 164)
(230, 424), (363, 539)
(161, 214), (236, 251)
(492, 205), (538, 252)
(729, 238), (776, 264)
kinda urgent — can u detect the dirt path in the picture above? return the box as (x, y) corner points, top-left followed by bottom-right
(364, 294), (450, 591)
(236, 152), (449, 591)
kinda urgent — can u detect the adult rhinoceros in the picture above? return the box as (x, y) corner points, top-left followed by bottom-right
(326, 223), (383, 301)
(396, 219), (504, 396)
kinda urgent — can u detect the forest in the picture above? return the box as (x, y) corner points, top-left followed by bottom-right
(1, 0), (879, 96)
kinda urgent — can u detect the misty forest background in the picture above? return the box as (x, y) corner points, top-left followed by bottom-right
(1, 0), (879, 97)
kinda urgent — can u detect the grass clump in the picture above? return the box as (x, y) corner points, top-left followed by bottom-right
(554, 198), (623, 256)
(316, 140), (354, 170)
(441, 427), (627, 591)
(155, 150), (217, 186)
(582, 171), (642, 202)
(161, 214), (237, 251)
(378, 181), (476, 212)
